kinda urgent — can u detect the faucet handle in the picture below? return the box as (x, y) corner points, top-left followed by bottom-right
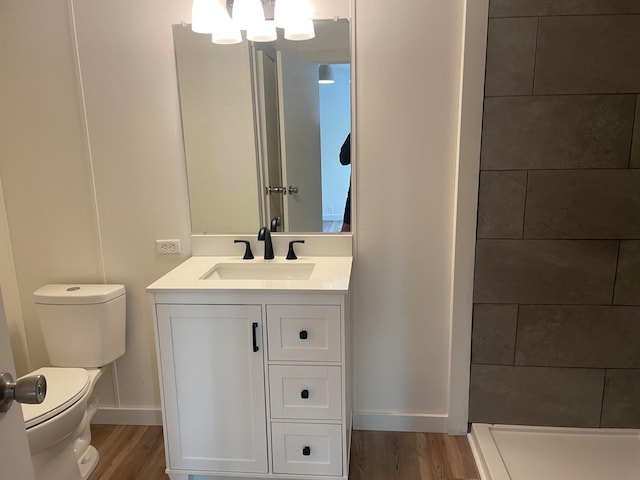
(234, 240), (254, 260)
(286, 240), (305, 260)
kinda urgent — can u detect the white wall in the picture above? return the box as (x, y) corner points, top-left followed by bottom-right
(0, 0), (193, 419)
(0, 0), (476, 430)
(352, 0), (466, 432)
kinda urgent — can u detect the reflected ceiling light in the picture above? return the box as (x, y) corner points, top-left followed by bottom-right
(247, 20), (277, 42)
(211, 0), (242, 44)
(232, 0), (265, 31)
(191, 0), (216, 34)
(319, 64), (335, 84)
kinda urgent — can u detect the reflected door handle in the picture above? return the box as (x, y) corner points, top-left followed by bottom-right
(288, 186), (299, 194)
(266, 186), (287, 195)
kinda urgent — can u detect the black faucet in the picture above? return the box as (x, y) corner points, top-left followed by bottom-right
(270, 216), (281, 232)
(257, 227), (274, 260)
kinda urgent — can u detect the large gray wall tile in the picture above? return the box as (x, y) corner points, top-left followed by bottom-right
(485, 18), (537, 97)
(481, 95), (634, 170)
(515, 306), (640, 368)
(524, 170), (640, 239)
(632, 96), (640, 168)
(614, 241), (640, 306)
(472, 304), (518, 365)
(490, 0), (640, 17)
(535, 16), (640, 94)
(601, 369), (640, 428)
(477, 171), (526, 238)
(474, 240), (618, 304)
(469, 365), (604, 427)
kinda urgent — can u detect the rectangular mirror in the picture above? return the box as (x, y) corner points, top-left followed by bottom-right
(173, 17), (351, 234)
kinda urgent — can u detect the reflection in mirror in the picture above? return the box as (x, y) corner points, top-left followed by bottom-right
(173, 19), (351, 234)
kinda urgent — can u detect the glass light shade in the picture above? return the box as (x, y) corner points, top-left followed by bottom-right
(284, 18), (315, 40)
(211, 0), (242, 44)
(191, 0), (216, 34)
(247, 20), (277, 42)
(212, 23), (243, 44)
(273, 0), (292, 28)
(318, 64), (335, 84)
(232, 0), (265, 31)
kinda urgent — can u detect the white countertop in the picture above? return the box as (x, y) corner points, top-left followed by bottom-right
(146, 256), (353, 293)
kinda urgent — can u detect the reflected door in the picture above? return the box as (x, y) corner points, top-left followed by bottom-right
(277, 51), (323, 232)
(255, 49), (284, 227)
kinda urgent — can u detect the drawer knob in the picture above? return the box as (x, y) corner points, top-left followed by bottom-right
(301, 389), (309, 399)
(299, 330), (308, 340)
(302, 446), (311, 456)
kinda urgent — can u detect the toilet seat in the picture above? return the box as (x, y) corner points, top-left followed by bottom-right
(22, 367), (90, 429)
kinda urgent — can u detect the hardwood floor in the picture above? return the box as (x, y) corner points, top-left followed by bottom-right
(88, 425), (168, 480)
(88, 426), (480, 480)
(349, 431), (480, 480)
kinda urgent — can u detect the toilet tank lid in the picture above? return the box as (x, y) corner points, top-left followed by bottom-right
(33, 284), (125, 305)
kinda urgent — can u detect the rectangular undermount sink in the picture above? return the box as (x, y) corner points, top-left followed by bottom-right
(201, 262), (315, 280)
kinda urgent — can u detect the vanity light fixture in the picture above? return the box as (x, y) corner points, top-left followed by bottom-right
(232, 0), (265, 31)
(247, 20), (277, 42)
(191, 0), (216, 34)
(318, 64), (335, 84)
(284, 17), (315, 40)
(211, 0), (243, 44)
(191, 0), (314, 44)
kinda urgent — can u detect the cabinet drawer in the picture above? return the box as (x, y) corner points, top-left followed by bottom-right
(267, 305), (341, 362)
(271, 423), (342, 476)
(269, 365), (342, 420)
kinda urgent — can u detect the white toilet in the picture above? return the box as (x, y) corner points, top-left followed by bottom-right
(20, 284), (126, 480)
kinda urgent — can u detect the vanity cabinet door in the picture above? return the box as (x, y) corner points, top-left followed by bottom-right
(156, 304), (268, 474)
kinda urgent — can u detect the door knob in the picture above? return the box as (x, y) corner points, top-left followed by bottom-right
(0, 372), (47, 413)
(288, 185), (299, 194)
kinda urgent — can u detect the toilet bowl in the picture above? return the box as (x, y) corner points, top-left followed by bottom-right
(22, 284), (126, 480)
(22, 367), (103, 480)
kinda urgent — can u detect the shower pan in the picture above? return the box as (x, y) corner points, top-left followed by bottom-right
(468, 423), (640, 480)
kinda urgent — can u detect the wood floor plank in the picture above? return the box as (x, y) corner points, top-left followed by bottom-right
(88, 426), (479, 480)
(89, 425), (169, 480)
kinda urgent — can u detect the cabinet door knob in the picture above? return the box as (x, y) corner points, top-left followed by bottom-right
(299, 330), (308, 340)
(302, 446), (311, 456)
(301, 389), (309, 399)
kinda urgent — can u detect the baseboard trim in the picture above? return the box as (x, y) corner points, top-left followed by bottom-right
(93, 407), (162, 426)
(353, 411), (448, 433)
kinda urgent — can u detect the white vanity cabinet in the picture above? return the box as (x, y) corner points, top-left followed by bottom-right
(151, 292), (352, 480)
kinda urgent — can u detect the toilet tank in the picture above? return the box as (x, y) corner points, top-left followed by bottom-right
(33, 284), (126, 368)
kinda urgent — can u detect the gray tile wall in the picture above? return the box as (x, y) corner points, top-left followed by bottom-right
(470, 0), (640, 428)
